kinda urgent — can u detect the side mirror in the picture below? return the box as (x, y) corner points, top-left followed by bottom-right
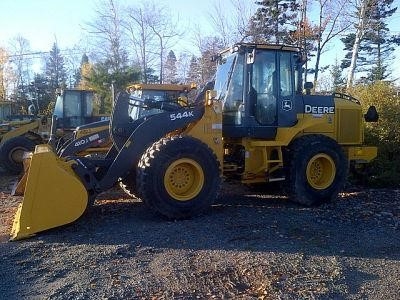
(364, 105), (379, 122)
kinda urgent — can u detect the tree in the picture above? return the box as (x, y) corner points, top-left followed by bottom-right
(193, 36), (225, 85)
(177, 52), (192, 84)
(125, 1), (182, 84)
(207, 0), (256, 46)
(309, 0), (350, 90)
(8, 35), (32, 100)
(86, 0), (128, 74)
(187, 56), (202, 85)
(341, 0), (397, 87)
(0, 47), (11, 101)
(164, 50), (178, 83)
(29, 73), (53, 115)
(363, 0), (397, 82)
(144, 2), (183, 84)
(330, 58), (345, 91)
(82, 61), (141, 114)
(341, 0), (372, 88)
(45, 42), (67, 92)
(125, 3), (156, 83)
(63, 46), (86, 88)
(75, 53), (89, 88)
(248, 0), (299, 43)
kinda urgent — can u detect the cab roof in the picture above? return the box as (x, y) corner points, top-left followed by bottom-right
(218, 43), (305, 62)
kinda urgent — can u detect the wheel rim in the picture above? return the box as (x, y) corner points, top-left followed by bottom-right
(306, 154), (336, 190)
(164, 158), (204, 201)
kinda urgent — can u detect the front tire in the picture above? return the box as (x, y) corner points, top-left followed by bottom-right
(119, 172), (136, 198)
(137, 136), (221, 219)
(285, 135), (347, 206)
(0, 136), (37, 174)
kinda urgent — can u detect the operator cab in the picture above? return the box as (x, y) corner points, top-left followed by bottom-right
(214, 43), (305, 139)
(53, 89), (99, 130)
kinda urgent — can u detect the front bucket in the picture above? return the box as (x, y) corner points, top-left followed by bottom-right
(10, 144), (88, 241)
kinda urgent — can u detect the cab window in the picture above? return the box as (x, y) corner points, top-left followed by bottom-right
(220, 53), (245, 125)
(279, 52), (294, 97)
(252, 50), (277, 125)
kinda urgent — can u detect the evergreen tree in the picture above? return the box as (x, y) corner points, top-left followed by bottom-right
(341, 0), (397, 84)
(73, 53), (89, 88)
(187, 56), (202, 85)
(83, 61), (141, 114)
(248, 0), (299, 43)
(145, 68), (159, 84)
(29, 73), (53, 115)
(164, 50), (178, 83)
(45, 42), (67, 92)
(330, 58), (345, 92)
(364, 0), (397, 81)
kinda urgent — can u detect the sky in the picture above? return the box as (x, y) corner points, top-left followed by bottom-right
(0, 0), (217, 51)
(1, 0), (400, 84)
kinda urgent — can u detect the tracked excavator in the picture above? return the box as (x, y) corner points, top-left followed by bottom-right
(10, 43), (378, 240)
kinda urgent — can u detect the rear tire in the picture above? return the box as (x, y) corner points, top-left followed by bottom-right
(0, 136), (37, 174)
(137, 136), (221, 219)
(285, 135), (347, 206)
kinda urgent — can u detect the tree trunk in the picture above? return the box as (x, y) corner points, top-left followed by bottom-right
(346, 0), (367, 89)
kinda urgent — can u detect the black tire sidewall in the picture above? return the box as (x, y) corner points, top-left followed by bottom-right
(0, 136), (37, 174)
(138, 136), (220, 219)
(288, 136), (347, 205)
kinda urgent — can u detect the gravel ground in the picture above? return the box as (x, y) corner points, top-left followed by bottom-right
(0, 169), (399, 299)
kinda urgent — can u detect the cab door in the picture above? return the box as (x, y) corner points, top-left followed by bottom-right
(277, 51), (297, 127)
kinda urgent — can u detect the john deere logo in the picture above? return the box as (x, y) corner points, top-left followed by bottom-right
(282, 100), (292, 111)
(305, 105), (334, 114)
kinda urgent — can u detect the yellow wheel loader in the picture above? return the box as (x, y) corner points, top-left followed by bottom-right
(11, 82), (197, 196)
(48, 83), (195, 160)
(0, 89), (109, 174)
(10, 43), (378, 240)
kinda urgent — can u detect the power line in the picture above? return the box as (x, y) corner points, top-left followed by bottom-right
(8, 49), (83, 58)
(8, 51), (48, 58)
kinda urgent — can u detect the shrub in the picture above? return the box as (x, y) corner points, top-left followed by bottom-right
(349, 81), (400, 187)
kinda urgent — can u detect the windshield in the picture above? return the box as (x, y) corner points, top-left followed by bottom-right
(129, 89), (184, 120)
(63, 90), (83, 117)
(214, 53), (236, 101)
(215, 52), (246, 125)
(83, 92), (93, 117)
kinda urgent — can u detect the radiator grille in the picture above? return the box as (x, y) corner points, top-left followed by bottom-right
(337, 109), (362, 144)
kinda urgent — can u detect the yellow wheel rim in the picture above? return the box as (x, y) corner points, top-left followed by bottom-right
(306, 154), (336, 190)
(164, 158), (204, 201)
